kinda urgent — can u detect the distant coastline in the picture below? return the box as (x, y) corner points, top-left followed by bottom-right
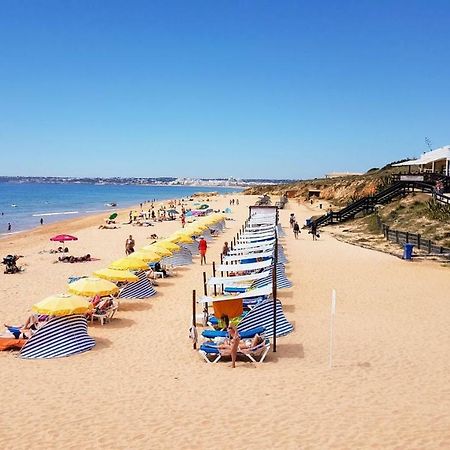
(0, 175), (295, 188)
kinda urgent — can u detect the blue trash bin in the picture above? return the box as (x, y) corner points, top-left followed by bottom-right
(403, 243), (414, 260)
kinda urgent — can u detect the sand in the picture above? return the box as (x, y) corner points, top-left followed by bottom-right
(1, 193), (450, 449)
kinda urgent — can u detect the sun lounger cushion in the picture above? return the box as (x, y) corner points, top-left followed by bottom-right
(202, 329), (228, 339)
(239, 326), (265, 339)
(200, 344), (220, 354)
(224, 286), (247, 293)
(202, 326), (265, 340)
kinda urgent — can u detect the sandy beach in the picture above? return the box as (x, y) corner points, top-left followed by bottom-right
(1, 193), (450, 449)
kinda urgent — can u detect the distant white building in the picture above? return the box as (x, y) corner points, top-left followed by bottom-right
(325, 171), (363, 179)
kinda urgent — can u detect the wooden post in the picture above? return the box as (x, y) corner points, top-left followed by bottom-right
(385, 225), (390, 240)
(406, 232), (409, 243)
(428, 239), (432, 253)
(395, 230), (399, 244)
(202, 271), (208, 296)
(212, 262), (217, 296)
(192, 290), (197, 349)
(202, 272), (208, 324)
(220, 254), (224, 294)
(417, 234), (421, 249)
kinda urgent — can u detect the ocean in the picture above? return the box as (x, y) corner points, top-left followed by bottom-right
(0, 183), (241, 236)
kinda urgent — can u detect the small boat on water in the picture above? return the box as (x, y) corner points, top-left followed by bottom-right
(105, 203), (117, 207)
(11, 204), (17, 207)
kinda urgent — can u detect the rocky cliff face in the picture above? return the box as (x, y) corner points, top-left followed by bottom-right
(244, 166), (402, 206)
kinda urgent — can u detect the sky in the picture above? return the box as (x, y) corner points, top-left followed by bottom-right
(1, 0), (450, 179)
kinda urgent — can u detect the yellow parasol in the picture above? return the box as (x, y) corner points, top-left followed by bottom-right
(32, 293), (92, 316)
(141, 245), (172, 257)
(132, 250), (162, 262)
(184, 229), (206, 237)
(109, 257), (148, 271)
(153, 241), (181, 252)
(92, 268), (139, 283)
(168, 234), (194, 244)
(68, 277), (119, 297)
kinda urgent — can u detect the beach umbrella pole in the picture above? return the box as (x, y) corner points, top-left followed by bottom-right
(212, 262), (217, 296)
(202, 272), (208, 325)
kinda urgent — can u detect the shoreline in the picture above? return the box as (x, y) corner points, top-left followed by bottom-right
(0, 192), (236, 251)
(0, 188), (240, 241)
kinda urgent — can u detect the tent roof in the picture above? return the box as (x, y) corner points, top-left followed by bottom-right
(217, 258), (273, 272)
(393, 146), (450, 166)
(198, 284), (272, 303)
(207, 271), (271, 286)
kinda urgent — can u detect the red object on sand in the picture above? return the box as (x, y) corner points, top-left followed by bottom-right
(50, 234), (78, 243)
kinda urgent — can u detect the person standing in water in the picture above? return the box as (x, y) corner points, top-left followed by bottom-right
(40, 218), (44, 225)
(7, 222), (11, 232)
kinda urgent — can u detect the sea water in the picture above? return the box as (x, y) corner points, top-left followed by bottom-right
(0, 183), (240, 236)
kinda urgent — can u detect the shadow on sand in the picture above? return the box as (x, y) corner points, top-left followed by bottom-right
(119, 301), (152, 312)
(266, 343), (305, 362)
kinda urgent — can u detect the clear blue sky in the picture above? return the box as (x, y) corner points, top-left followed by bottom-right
(1, 0), (450, 179)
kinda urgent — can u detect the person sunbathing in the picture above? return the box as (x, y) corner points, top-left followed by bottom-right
(4, 313), (50, 339)
(218, 333), (263, 351)
(58, 254), (91, 263)
(217, 325), (241, 368)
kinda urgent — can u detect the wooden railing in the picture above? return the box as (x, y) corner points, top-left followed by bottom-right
(375, 214), (450, 255)
(314, 179), (448, 227)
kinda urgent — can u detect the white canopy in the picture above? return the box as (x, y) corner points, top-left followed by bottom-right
(217, 259), (273, 272)
(245, 224), (275, 230)
(234, 239), (276, 250)
(227, 244), (274, 255)
(198, 284), (272, 303)
(223, 250), (274, 263)
(393, 146), (450, 167)
(239, 232), (276, 240)
(207, 271), (271, 286)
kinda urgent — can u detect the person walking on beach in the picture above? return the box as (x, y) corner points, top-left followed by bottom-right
(289, 213), (295, 228)
(125, 235), (135, 255)
(236, 198), (239, 205)
(198, 236), (207, 265)
(311, 222), (318, 241)
(293, 221), (300, 239)
(40, 218), (44, 225)
(181, 213), (186, 228)
(7, 222), (11, 232)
